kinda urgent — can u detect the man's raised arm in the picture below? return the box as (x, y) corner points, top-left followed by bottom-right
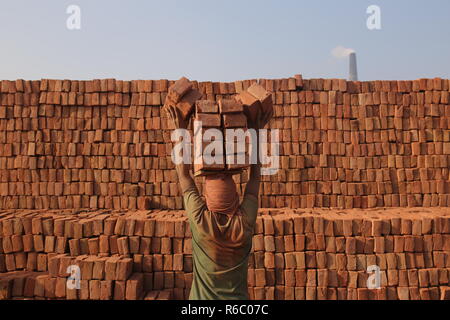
(244, 109), (273, 198)
(166, 106), (197, 194)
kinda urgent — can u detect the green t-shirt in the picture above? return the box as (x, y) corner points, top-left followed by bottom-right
(183, 186), (259, 300)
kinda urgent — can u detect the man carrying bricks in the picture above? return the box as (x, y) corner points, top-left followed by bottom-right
(166, 105), (272, 300)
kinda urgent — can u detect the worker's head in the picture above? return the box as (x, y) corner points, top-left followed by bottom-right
(204, 173), (239, 216)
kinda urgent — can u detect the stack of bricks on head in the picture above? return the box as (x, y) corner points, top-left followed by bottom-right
(0, 75), (449, 300)
(163, 76), (274, 176)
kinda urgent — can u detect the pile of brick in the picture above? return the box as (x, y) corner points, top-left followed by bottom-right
(164, 78), (275, 177)
(0, 209), (193, 300)
(191, 81), (276, 177)
(1, 208), (449, 300)
(248, 208), (450, 300)
(0, 76), (448, 210)
(193, 98), (250, 176)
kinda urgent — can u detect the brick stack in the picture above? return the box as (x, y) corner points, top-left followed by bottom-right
(1, 208), (449, 300)
(194, 100), (225, 175)
(219, 98), (249, 173)
(0, 76), (448, 210)
(194, 98), (251, 176)
(248, 208), (450, 300)
(0, 209), (194, 300)
(257, 76), (450, 209)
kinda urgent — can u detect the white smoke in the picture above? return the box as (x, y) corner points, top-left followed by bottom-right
(331, 46), (355, 59)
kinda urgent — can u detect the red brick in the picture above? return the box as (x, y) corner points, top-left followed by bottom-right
(196, 100), (218, 114)
(113, 280), (126, 300)
(175, 89), (202, 120)
(167, 77), (192, 103)
(100, 280), (113, 300)
(116, 258), (133, 280)
(219, 98), (243, 114)
(222, 113), (247, 128)
(247, 83), (273, 114)
(126, 273), (144, 300)
(236, 91), (261, 123)
(194, 115), (222, 131)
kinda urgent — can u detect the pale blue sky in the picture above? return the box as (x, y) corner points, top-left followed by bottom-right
(1, 0), (449, 81)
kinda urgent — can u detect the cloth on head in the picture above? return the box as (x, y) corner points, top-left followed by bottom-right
(204, 174), (240, 216)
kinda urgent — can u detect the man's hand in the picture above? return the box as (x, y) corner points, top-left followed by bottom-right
(248, 108), (273, 130)
(166, 105), (190, 130)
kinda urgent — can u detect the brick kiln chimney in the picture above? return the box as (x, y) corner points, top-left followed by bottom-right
(349, 52), (358, 81)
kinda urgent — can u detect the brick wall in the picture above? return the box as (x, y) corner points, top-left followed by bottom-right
(0, 76), (449, 210)
(0, 208), (449, 300)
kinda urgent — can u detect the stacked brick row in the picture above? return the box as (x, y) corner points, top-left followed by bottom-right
(0, 209), (193, 300)
(0, 76), (448, 210)
(258, 77), (450, 209)
(248, 208), (450, 300)
(1, 208), (449, 300)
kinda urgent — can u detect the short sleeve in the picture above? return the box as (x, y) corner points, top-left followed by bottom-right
(183, 186), (207, 223)
(240, 193), (259, 229)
